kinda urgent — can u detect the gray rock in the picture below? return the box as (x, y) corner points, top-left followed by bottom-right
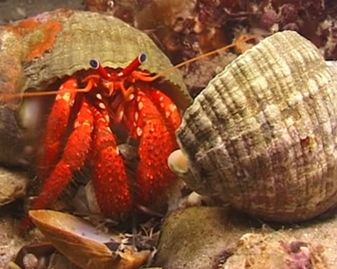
(0, 168), (28, 206)
(154, 206), (255, 269)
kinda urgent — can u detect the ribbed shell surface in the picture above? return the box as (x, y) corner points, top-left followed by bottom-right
(176, 31), (337, 222)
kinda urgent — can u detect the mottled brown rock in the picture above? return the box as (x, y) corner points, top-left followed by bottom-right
(154, 206), (253, 269)
(0, 168), (27, 206)
(154, 206), (335, 268)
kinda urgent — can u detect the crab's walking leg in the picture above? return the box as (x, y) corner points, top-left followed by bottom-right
(38, 78), (78, 180)
(142, 87), (181, 131)
(90, 107), (132, 219)
(21, 99), (94, 231)
(123, 89), (180, 206)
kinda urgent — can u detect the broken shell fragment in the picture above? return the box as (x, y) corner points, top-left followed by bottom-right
(29, 210), (151, 269)
(172, 31), (337, 222)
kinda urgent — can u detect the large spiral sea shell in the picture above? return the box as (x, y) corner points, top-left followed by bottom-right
(174, 31), (337, 222)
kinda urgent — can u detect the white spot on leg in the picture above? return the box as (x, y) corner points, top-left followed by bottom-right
(99, 102), (106, 109)
(117, 110), (124, 122)
(159, 96), (164, 102)
(138, 101), (144, 111)
(128, 93), (135, 100)
(136, 127), (142, 137)
(96, 93), (102, 100)
(58, 92), (72, 102)
(169, 104), (177, 112)
(165, 111), (171, 118)
(134, 112), (139, 121)
(74, 119), (91, 129)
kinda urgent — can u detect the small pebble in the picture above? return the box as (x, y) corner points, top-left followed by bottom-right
(22, 253), (38, 269)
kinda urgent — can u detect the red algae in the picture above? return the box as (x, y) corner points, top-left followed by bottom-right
(4, 19), (62, 61)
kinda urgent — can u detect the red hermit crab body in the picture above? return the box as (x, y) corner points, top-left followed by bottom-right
(0, 9), (191, 228)
(32, 55), (182, 222)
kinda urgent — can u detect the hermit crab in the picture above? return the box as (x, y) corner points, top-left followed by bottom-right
(169, 31), (337, 222)
(0, 9), (192, 228)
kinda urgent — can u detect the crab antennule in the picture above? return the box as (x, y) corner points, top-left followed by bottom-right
(118, 53), (147, 79)
(89, 59), (112, 80)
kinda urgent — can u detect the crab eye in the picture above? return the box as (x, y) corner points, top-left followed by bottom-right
(118, 53), (147, 79)
(89, 59), (111, 80)
(89, 59), (99, 69)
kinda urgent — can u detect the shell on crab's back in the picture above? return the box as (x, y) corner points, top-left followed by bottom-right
(176, 31), (337, 222)
(0, 9), (191, 166)
(0, 9), (190, 110)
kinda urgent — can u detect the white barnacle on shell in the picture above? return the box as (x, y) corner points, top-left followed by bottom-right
(170, 31), (337, 222)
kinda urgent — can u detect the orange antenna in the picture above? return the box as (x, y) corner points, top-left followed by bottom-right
(141, 34), (257, 82)
(0, 79), (94, 101)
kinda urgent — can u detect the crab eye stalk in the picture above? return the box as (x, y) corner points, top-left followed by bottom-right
(118, 53), (147, 79)
(89, 59), (112, 80)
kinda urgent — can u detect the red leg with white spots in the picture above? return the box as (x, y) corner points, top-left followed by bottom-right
(90, 107), (132, 219)
(123, 89), (180, 206)
(142, 87), (181, 131)
(38, 78), (78, 181)
(20, 54), (183, 231)
(20, 99), (94, 231)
